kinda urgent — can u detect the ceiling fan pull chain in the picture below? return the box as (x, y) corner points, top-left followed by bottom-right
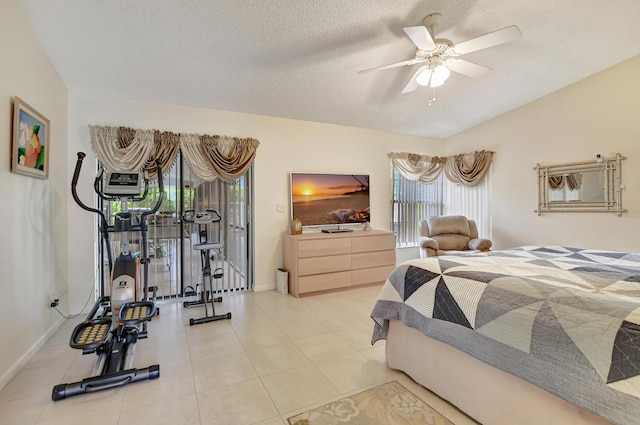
(428, 87), (436, 106)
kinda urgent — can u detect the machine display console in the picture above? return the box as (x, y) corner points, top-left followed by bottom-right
(104, 172), (142, 196)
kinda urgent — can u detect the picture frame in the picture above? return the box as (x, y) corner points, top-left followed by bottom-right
(11, 97), (50, 179)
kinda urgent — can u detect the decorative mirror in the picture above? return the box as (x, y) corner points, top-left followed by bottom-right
(535, 153), (626, 216)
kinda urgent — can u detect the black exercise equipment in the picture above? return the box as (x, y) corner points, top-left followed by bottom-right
(51, 152), (165, 401)
(182, 209), (231, 326)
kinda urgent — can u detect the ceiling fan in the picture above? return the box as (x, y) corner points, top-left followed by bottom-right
(359, 13), (522, 95)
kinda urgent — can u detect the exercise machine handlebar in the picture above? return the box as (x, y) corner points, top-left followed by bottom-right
(71, 152), (109, 232)
(71, 153), (165, 223)
(141, 159), (165, 220)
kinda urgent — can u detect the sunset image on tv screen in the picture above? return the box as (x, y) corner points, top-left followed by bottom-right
(291, 173), (370, 226)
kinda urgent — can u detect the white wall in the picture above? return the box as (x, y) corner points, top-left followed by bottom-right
(0, 1), (69, 388)
(446, 56), (640, 252)
(67, 94), (443, 310)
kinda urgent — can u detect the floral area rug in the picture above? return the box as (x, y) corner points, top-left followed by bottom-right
(288, 381), (454, 425)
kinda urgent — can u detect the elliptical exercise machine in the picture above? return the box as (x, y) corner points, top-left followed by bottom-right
(52, 152), (165, 401)
(182, 209), (232, 326)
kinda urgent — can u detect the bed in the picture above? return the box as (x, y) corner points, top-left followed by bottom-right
(371, 246), (640, 425)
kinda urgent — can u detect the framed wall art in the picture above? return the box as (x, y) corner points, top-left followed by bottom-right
(11, 97), (50, 179)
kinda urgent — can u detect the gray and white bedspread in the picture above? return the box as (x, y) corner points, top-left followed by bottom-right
(371, 246), (640, 425)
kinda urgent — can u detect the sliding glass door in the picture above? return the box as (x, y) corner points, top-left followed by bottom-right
(99, 154), (254, 299)
(179, 161), (254, 295)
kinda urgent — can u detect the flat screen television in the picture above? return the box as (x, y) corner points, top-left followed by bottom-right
(290, 172), (370, 227)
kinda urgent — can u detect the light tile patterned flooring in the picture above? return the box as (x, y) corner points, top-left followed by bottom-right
(0, 286), (477, 425)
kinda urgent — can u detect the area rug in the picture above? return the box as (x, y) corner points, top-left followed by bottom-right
(287, 381), (454, 425)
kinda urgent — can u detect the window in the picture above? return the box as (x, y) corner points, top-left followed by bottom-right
(390, 162), (492, 247)
(391, 165), (443, 246)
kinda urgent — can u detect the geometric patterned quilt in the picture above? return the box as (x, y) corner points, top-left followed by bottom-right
(371, 246), (640, 425)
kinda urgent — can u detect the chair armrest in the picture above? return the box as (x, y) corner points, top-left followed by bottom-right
(419, 237), (439, 258)
(468, 238), (492, 251)
(419, 237), (439, 250)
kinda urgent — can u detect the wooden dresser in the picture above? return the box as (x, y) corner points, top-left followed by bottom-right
(283, 230), (396, 297)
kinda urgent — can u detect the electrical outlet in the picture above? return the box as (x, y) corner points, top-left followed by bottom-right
(50, 292), (60, 308)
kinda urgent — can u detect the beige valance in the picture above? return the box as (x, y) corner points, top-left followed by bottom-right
(388, 152), (446, 183)
(89, 125), (259, 182)
(389, 150), (494, 187)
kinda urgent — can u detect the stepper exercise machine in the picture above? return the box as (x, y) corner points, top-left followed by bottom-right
(182, 209), (232, 326)
(51, 152), (165, 401)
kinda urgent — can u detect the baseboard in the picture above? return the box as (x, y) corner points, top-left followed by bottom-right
(0, 315), (65, 391)
(253, 283), (276, 292)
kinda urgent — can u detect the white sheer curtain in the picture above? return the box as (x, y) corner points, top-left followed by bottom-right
(442, 165), (492, 239)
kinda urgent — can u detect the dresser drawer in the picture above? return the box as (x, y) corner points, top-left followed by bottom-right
(298, 254), (351, 276)
(351, 250), (396, 270)
(299, 271), (351, 293)
(351, 233), (395, 253)
(298, 238), (351, 258)
(352, 265), (395, 286)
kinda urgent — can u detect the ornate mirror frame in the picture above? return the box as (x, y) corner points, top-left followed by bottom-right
(535, 153), (626, 216)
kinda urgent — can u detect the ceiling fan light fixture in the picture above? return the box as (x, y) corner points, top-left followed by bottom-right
(416, 68), (432, 86)
(430, 62), (450, 87)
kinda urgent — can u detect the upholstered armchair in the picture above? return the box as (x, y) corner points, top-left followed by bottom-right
(418, 215), (492, 257)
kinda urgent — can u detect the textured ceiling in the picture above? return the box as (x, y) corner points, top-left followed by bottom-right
(14, 0), (640, 139)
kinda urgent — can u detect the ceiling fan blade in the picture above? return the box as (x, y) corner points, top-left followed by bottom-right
(358, 59), (417, 74)
(401, 66), (428, 94)
(447, 58), (492, 78)
(453, 25), (522, 55)
(403, 26), (436, 50)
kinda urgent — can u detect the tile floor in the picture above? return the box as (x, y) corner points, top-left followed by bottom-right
(0, 286), (477, 425)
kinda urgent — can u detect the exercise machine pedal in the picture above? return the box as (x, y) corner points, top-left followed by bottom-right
(119, 301), (155, 324)
(213, 267), (224, 279)
(183, 286), (197, 297)
(183, 285), (206, 308)
(70, 317), (112, 350)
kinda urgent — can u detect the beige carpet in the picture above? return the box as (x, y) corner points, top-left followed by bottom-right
(288, 381), (454, 425)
